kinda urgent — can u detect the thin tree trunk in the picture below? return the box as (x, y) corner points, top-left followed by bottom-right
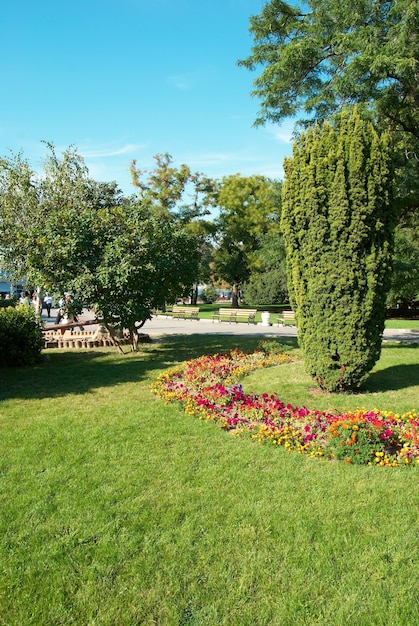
(104, 323), (125, 354)
(34, 286), (42, 322)
(231, 281), (239, 308)
(129, 328), (139, 352)
(190, 284), (198, 305)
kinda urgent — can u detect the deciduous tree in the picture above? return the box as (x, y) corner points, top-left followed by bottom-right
(243, 231), (288, 305)
(0, 145), (200, 351)
(210, 174), (282, 307)
(239, 0), (419, 233)
(239, 0), (419, 139)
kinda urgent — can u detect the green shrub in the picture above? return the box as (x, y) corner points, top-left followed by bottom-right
(200, 285), (218, 304)
(0, 298), (17, 308)
(243, 268), (288, 305)
(0, 305), (43, 367)
(281, 108), (396, 392)
(257, 339), (289, 356)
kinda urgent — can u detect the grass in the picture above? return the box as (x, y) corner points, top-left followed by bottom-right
(384, 318), (419, 329)
(0, 336), (418, 625)
(244, 341), (419, 414)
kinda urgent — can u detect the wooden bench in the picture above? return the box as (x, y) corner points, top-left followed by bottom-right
(41, 318), (98, 335)
(169, 305), (200, 320)
(212, 308), (257, 324)
(42, 324), (131, 349)
(277, 310), (296, 326)
(43, 325), (114, 349)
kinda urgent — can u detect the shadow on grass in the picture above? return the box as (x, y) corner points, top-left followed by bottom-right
(382, 341), (419, 349)
(364, 363), (419, 393)
(0, 334), (299, 402)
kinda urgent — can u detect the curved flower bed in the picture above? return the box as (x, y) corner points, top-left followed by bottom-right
(151, 346), (419, 467)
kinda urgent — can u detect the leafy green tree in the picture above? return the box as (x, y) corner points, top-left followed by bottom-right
(239, 0), (419, 312)
(240, 0), (419, 249)
(130, 152), (214, 221)
(131, 152), (216, 306)
(200, 284), (218, 304)
(243, 231), (288, 305)
(239, 0), (419, 138)
(0, 150), (44, 282)
(186, 221), (216, 305)
(79, 204), (199, 349)
(281, 108), (396, 392)
(130, 153), (194, 217)
(0, 304), (43, 367)
(387, 226), (419, 310)
(210, 174), (282, 307)
(0, 145), (200, 351)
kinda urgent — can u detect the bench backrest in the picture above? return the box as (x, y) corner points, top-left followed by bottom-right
(235, 309), (257, 314)
(172, 306), (199, 313)
(218, 308), (256, 314)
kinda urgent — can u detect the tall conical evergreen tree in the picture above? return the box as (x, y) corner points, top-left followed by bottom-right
(281, 108), (396, 391)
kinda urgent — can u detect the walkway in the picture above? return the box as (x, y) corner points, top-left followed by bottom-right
(41, 310), (419, 343)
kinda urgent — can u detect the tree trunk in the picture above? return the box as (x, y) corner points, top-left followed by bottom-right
(190, 284), (198, 305)
(104, 323), (125, 355)
(231, 281), (239, 308)
(34, 286), (42, 322)
(129, 328), (138, 352)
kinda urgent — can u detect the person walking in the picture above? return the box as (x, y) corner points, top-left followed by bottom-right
(43, 292), (53, 318)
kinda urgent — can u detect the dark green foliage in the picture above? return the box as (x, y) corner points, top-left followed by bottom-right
(210, 175), (282, 308)
(387, 226), (419, 306)
(257, 339), (289, 356)
(243, 231), (288, 305)
(281, 108), (396, 391)
(0, 298), (17, 309)
(239, 0), (419, 270)
(0, 305), (43, 367)
(243, 268), (287, 305)
(0, 147), (202, 351)
(84, 205), (200, 333)
(239, 0), (419, 140)
(200, 285), (218, 304)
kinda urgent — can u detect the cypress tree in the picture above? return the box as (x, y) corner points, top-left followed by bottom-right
(281, 108), (395, 392)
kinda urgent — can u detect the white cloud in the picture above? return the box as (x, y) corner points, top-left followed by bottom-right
(80, 143), (147, 158)
(264, 121), (296, 145)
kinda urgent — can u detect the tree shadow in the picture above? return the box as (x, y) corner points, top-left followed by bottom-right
(363, 363), (419, 392)
(382, 341), (419, 349)
(0, 335), (300, 402)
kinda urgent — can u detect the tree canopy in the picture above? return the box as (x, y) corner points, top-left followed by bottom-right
(243, 231), (288, 305)
(0, 146), (201, 350)
(240, 0), (419, 306)
(239, 0), (419, 139)
(209, 174), (282, 307)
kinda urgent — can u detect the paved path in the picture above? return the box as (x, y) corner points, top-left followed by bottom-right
(143, 315), (419, 343)
(42, 309), (419, 343)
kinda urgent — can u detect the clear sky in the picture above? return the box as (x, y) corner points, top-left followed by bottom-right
(1, 0), (295, 196)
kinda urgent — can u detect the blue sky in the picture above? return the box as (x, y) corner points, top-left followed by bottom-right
(1, 0), (295, 196)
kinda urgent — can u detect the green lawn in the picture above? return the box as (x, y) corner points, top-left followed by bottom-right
(244, 340), (419, 414)
(0, 336), (418, 625)
(385, 318), (419, 329)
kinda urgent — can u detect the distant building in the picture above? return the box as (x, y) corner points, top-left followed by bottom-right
(0, 270), (25, 297)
